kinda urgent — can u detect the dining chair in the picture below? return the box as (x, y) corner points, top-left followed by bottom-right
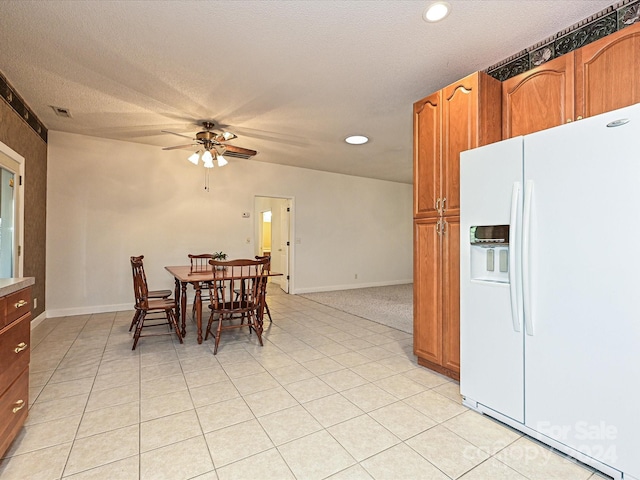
(205, 257), (269, 354)
(233, 255), (273, 323)
(130, 256), (183, 349)
(188, 253), (215, 320)
(129, 255), (172, 332)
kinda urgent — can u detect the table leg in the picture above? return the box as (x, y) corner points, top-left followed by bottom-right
(194, 282), (203, 344)
(173, 277), (181, 319)
(180, 282), (188, 337)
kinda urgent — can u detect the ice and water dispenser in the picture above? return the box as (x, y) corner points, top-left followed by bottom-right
(469, 225), (510, 283)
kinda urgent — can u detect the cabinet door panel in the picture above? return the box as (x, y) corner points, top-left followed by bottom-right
(413, 218), (442, 364)
(414, 92), (441, 218)
(441, 217), (460, 374)
(442, 74), (479, 217)
(576, 22), (640, 119)
(502, 53), (575, 138)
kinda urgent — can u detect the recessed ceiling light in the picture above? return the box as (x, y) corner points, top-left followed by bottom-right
(423, 1), (450, 22)
(345, 135), (369, 145)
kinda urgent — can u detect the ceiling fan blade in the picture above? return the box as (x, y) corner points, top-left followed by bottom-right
(161, 130), (195, 140)
(162, 143), (198, 151)
(222, 144), (258, 158)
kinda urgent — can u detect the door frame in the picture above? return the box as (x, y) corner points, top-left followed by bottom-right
(0, 140), (25, 277)
(254, 195), (295, 294)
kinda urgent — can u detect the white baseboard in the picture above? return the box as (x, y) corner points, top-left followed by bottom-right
(45, 303), (133, 318)
(30, 311), (47, 330)
(295, 279), (412, 295)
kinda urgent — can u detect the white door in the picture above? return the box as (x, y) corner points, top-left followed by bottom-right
(523, 103), (640, 477)
(460, 136), (525, 423)
(278, 200), (290, 293)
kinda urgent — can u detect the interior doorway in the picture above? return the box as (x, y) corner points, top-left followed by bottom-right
(254, 196), (293, 293)
(0, 142), (24, 278)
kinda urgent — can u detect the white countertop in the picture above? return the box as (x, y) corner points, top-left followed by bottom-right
(0, 277), (35, 297)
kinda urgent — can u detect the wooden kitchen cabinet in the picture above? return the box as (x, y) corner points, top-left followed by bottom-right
(0, 283), (32, 458)
(414, 72), (502, 219)
(413, 216), (460, 380)
(413, 91), (441, 218)
(575, 22), (640, 119)
(503, 22), (640, 138)
(413, 218), (441, 365)
(413, 71), (500, 380)
(502, 53), (575, 138)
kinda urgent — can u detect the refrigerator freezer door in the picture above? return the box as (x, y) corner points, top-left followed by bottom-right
(523, 103), (640, 477)
(460, 136), (524, 423)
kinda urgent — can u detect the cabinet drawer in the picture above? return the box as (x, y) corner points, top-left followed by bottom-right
(0, 314), (30, 392)
(4, 288), (31, 328)
(0, 367), (29, 458)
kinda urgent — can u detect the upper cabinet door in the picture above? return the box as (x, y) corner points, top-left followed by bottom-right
(502, 53), (575, 138)
(575, 22), (640, 119)
(442, 75), (478, 217)
(414, 91), (441, 218)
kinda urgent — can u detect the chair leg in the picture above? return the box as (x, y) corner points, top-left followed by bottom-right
(250, 311), (264, 347)
(213, 314), (224, 355)
(132, 311), (146, 350)
(205, 312), (215, 341)
(129, 309), (141, 332)
(264, 301), (272, 322)
(168, 310), (183, 344)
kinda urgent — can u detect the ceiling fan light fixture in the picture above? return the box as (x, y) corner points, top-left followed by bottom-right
(217, 154), (228, 167)
(202, 150), (214, 168)
(423, 1), (450, 22)
(222, 132), (236, 141)
(188, 151), (200, 165)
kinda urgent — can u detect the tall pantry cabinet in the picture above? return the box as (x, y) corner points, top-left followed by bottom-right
(413, 71), (501, 380)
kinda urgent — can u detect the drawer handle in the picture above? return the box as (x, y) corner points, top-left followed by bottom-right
(14, 300), (28, 308)
(15, 342), (28, 353)
(12, 400), (25, 413)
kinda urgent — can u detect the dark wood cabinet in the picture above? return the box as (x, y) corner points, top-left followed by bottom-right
(0, 284), (32, 458)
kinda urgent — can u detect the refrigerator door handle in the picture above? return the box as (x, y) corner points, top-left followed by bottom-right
(509, 182), (521, 332)
(523, 180), (534, 336)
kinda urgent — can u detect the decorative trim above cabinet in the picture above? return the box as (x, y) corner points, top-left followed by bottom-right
(0, 72), (47, 144)
(487, 0), (640, 81)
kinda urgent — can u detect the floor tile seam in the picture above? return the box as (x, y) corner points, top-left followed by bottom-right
(273, 429), (359, 479)
(204, 419), (276, 470)
(60, 452), (139, 480)
(25, 392), (92, 426)
(399, 437), (458, 480)
(138, 430), (205, 456)
(213, 446), (295, 479)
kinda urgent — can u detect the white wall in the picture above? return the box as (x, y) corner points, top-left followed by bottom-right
(46, 131), (413, 316)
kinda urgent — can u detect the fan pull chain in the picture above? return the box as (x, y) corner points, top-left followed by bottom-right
(204, 168), (210, 192)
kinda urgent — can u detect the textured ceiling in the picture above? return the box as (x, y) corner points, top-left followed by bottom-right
(0, 0), (615, 183)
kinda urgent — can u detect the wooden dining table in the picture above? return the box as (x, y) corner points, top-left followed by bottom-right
(165, 265), (281, 344)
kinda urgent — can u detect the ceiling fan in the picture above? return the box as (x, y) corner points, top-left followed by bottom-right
(161, 121), (258, 162)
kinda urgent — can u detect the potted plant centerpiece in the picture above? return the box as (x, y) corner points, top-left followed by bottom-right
(212, 251), (227, 270)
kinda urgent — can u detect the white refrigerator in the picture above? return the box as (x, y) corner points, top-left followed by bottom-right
(460, 103), (640, 480)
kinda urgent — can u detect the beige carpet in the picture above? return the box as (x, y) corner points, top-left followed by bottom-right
(300, 284), (413, 333)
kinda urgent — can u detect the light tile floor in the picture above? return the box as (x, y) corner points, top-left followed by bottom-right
(0, 288), (609, 479)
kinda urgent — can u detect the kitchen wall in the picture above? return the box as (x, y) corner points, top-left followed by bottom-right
(0, 98), (47, 318)
(46, 131), (412, 316)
